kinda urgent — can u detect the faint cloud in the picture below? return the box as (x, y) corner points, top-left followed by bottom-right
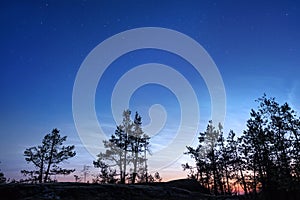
(287, 81), (300, 112)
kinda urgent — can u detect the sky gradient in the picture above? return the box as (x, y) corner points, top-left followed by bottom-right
(1, 0), (300, 182)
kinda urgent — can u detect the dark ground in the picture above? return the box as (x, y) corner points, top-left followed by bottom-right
(0, 179), (240, 200)
(2, 178), (299, 200)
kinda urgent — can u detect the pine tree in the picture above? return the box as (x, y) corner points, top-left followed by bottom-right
(240, 95), (300, 192)
(183, 95), (300, 196)
(0, 162), (6, 184)
(22, 128), (76, 183)
(129, 112), (150, 184)
(227, 131), (249, 195)
(93, 160), (118, 184)
(93, 125), (125, 183)
(184, 121), (222, 194)
(94, 110), (150, 184)
(290, 117), (300, 183)
(217, 125), (231, 194)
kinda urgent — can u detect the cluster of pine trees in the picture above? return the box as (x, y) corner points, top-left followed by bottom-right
(93, 109), (161, 184)
(183, 95), (300, 195)
(17, 110), (160, 184)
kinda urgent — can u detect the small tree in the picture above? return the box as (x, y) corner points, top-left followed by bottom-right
(0, 172), (5, 184)
(152, 172), (162, 182)
(93, 160), (118, 184)
(22, 128), (76, 183)
(74, 174), (81, 182)
(0, 162), (6, 184)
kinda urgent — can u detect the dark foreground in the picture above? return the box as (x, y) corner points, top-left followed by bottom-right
(1, 179), (299, 200)
(0, 179), (240, 200)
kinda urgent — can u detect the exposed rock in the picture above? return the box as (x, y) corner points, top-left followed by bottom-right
(0, 181), (239, 200)
(163, 178), (211, 193)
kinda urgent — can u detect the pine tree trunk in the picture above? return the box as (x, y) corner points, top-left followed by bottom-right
(39, 152), (44, 183)
(212, 151), (218, 195)
(44, 138), (55, 182)
(122, 142), (127, 184)
(240, 168), (247, 195)
(132, 147), (138, 184)
(226, 170), (230, 194)
(144, 147), (148, 183)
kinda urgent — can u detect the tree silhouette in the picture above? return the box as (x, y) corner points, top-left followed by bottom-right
(93, 160), (118, 184)
(129, 112), (151, 184)
(183, 95), (300, 197)
(0, 162), (6, 184)
(93, 110), (150, 184)
(240, 95), (300, 193)
(0, 172), (5, 184)
(227, 131), (248, 195)
(21, 128), (76, 183)
(216, 125), (231, 194)
(184, 120), (224, 194)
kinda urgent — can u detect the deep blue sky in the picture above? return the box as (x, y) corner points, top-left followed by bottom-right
(1, 0), (300, 181)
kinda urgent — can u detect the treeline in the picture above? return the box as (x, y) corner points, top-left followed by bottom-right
(4, 93), (299, 199)
(183, 95), (300, 195)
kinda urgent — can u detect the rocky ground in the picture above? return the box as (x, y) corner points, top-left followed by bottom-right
(0, 179), (241, 200)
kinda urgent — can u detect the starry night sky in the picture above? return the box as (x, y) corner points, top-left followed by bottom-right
(1, 0), (300, 181)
